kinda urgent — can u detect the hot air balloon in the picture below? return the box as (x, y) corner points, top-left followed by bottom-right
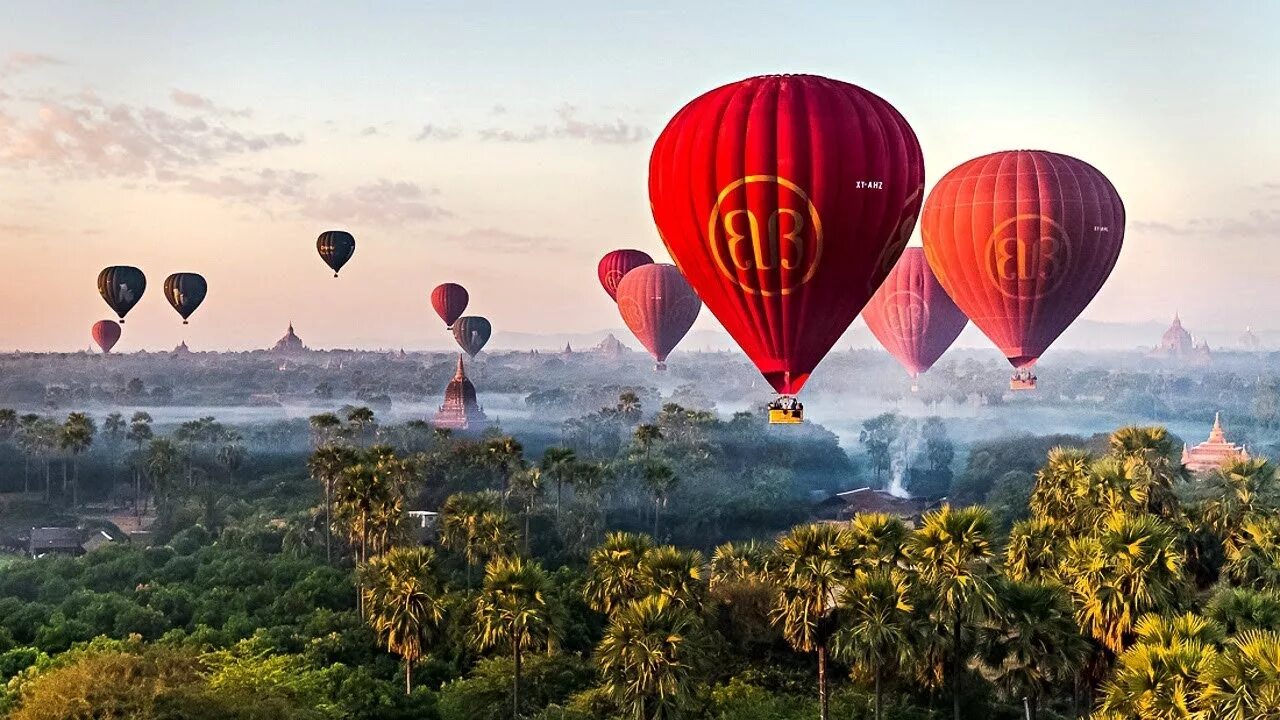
(452, 316), (492, 358)
(863, 248), (968, 386)
(317, 230), (355, 277)
(431, 283), (469, 328)
(97, 266), (147, 322)
(91, 320), (121, 354)
(649, 74), (925, 422)
(615, 263), (701, 371)
(597, 249), (654, 301)
(920, 150), (1125, 390)
(163, 273), (207, 324)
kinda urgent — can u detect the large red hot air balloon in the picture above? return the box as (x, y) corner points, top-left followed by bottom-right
(920, 150), (1125, 389)
(597, 249), (654, 301)
(615, 264), (701, 370)
(431, 283), (469, 328)
(863, 248), (968, 380)
(649, 74), (925, 413)
(91, 320), (121, 354)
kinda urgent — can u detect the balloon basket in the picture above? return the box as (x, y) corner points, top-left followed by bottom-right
(1010, 372), (1037, 391)
(767, 396), (804, 424)
(655, 362), (667, 372)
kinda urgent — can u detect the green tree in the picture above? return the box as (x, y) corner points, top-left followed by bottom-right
(473, 555), (554, 720)
(539, 446), (577, 524)
(361, 546), (447, 693)
(860, 413), (901, 481)
(60, 412), (95, 507)
(584, 531), (656, 616)
(832, 570), (915, 720)
(308, 445), (358, 564)
(847, 512), (909, 573)
(1223, 516), (1280, 590)
(597, 593), (704, 720)
(1198, 629), (1280, 719)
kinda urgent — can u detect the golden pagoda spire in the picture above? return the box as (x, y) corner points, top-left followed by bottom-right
(454, 353), (466, 381)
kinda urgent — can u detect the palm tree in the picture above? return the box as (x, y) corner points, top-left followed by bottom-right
(709, 540), (767, 591)
(597, 593), (704, 720)
(633, 423), (663, 459)
(60, 412), (95, 507)
(977, 580), (1087, 720)
(848, 512), (909, 572)
(641, 461), (677, 538)
(833, 570), (915, 720)
(1107, 425), (1185, 518)
(216, 432), (245, 484)
(309, 445), (358, 563)
(144, 438), (184, 516)
(616, 391), (643, 425)
(1061, 512), (1185, 654)
(1204, 586), (1280, 635)
(473, 555), (553, 719)
(1029, 447), (1093, 529)
(346, 406), (376, 447)
(14, 414), (39, 493)
(439, 491), (507, 588)
(539, 446), (577, 524)
(908, 505), (999, 720)
(1223, 515), (1280, 589)
(640, 545), (705, 609)
(309, 412), (344, 449)
(1203, 458), (1278, 549)
(484, 435), (525, 503)
(0, 408), (16, 441)
(1198, 629), (1280, 719)
(1095, 613), (1222, 720)
(361, 546), (447, 694)
(767, 523), (856, 720)
(1005, 517), (1066, 583)
(509, 467), (542, 555)
(126, 412), (154, 514)
(584, 531), (656, 616)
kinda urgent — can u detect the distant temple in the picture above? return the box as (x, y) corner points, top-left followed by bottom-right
(432, 355), (488, 430)
(271, 323), (308, 355)
(562, 342), (574, 357)
(1182, 413), (1249, 474)
(171, 340), (191, 357)
(1151, 314), (1211, 364)
(1241, 326), (1262, 350)
(593, 333), (629, 359)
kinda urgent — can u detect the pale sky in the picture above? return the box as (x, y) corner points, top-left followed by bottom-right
(0, 1), (1277, 352)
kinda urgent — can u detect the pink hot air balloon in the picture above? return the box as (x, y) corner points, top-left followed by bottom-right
(92, 320), (121, 354)
(863, 248), (968, 380)
(598, 249), (654, 301)
(615, 263), (701, 370)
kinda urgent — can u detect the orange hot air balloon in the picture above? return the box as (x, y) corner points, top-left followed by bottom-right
(615, 263), (701, 371)
(649, 74), (925, 416)
(863, 248), (967, 381)
(921, 150), (1125, 390)
(92, 320), (121, 353)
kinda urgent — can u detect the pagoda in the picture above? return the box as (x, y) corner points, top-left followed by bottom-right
(171, 340), (191, 357)
(432, 355), (488, 431)
(1181, 413), (1249, 475)
(271, 323), (308, 355)
(1151, 314), (1211, 364)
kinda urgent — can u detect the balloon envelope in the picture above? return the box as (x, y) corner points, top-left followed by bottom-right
(597, 249), (654, 301)
(921, 150), (1125, 369)
(97, 266), (147, 321)
(615, 263), (701, 367)
(91, 320), (121, 353)
(452, 316), (492, 358)
(164, 273), (207, 323)
(431, 283), (469, 327)
(863, 248), (968, 378)
(649, 74), (925, 394)
(317, 230), (355, 277)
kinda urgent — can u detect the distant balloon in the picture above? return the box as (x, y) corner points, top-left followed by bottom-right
(649, 74), (925, 396)
(452, 316), (492, 358)
(97, 266), (147, 322)
(91, 320), (121, 354)
(615, 263), (701, 370)
(163, 273), (208, 324)
(921, 150), (1125, 374)
(431, 283), (470, 328)
(862, 248), (968, 378)
(597, 249), (654, 301)
(317, 230), (355, 277)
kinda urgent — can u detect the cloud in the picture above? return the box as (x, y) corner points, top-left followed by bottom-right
(303, 179), (449, 226)
(0, 92), (300, 178)
(170, 89), (214, 110)
(1133, 207), (1280, 239)
(1, 52), (63, 76)
(442, 226), (566, 254)
(478, 103), (648, 145)
(162, 167), (318, 203)
(360, 126), (382, 137)
(413, 123), (461, 141)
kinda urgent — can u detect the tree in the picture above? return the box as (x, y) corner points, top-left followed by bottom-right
(597, 594), (704, 720)
(127, 412), (154, 514)
(847, 512), (909, 573)
(584, 531), (656, 617)
(977, 580), (1086, 720)
(641, 461), (678, 538)
(440, 491), (509, 588)
(510, 467), (543, 555)
(539, 446), (577, 524)
(362, 546), (447, 694)
(1198, 629), (1280, 719)
(1223, 516), (1280, 590)
(768, 523), (856, 720)
(833, 570), (915, 720)
(144, 438), (184, 516)
(473, 555), (554, 720)
(640, 545), (705, 610)
(1094, 613), (1222, 720)
(309, 412), (344, 449)
(346, 406), (377, 447)
(860, 413), (901, 481)
(922, 417), (955, 472)
(908, 505), (999, 720)
(309, 445), (359, 564)
(60, 412), (95, 507)
(1202, 458), (1279, 549)
(1004, 517), (1066, 583)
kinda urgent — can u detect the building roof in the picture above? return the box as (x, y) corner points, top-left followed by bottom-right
(831, 488), (942, 517)
(271, 323), (308, 355)
(433, 355), (488, 430)
(29, 527), (82, 554)
(1182, 412), (1249, 474)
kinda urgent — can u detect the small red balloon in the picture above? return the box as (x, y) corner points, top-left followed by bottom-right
(431, 283), (469, 328)
(92, 320), (121, 353)
(615, 264), (701, 370)
(598, 249), (654, 301)
(863, 248), (968, 378)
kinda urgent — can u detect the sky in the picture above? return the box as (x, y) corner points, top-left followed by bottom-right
(0, 1), (1277, 352)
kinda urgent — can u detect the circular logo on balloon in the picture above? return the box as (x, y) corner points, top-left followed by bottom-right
(706, 175), (823, 296)
(603, 270), (626, 293)
(882, 290), (929, 341)
(984, 214), (1073, 300)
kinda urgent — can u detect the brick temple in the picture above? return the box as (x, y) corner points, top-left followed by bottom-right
(432, 354), (488, 431)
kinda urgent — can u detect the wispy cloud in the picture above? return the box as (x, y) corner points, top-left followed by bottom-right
(160, 167), (318, 203)
(1, 52), (63, 77)
(303, 179), (449, 226)
(478, 104), (648, 145)
(413, 123), (461, 141)
(442, 226), (566, 253)
(1134, 207), (1280, 239)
